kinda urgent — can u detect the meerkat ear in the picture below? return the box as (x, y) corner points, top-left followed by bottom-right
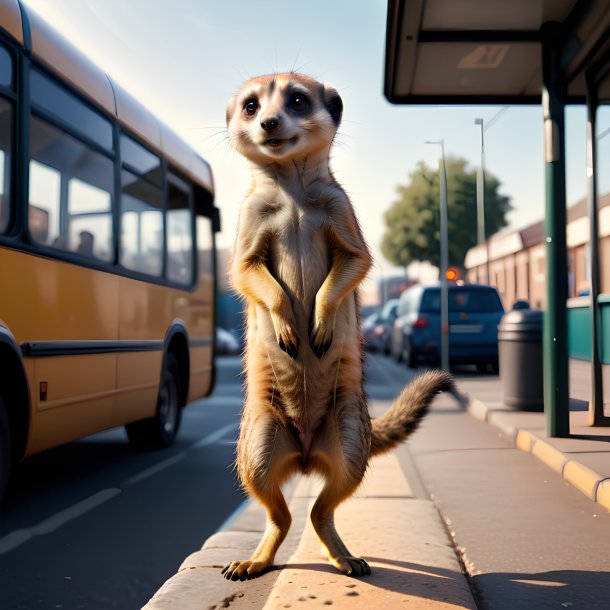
(323, 83), (343, 126)
(226, 96), (236, 126)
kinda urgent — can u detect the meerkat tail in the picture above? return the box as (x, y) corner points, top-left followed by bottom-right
(370, 369), (455, 457)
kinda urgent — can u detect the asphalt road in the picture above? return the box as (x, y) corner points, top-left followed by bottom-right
(0, 356), (246, 610)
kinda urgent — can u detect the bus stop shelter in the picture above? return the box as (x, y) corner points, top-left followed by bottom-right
(384, 0), (610, 436)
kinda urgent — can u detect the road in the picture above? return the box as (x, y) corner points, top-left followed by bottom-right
(0, 356), (246, 610)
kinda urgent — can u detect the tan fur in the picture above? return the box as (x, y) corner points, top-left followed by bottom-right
(223, 73), (454, 581)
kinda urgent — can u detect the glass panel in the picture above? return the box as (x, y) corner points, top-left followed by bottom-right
(0, 97), (12, 233)
(68, 179), (113, 261)
(120, 134), (162, 186)
(120, 170), (164, 276)
(0, 46), (12, 89)
(597, 104), (610, 295)
(196, 215), (213, 281)
(421, 288), (504, 313)
(167, 179), (193, 284)
(29, 116), (114, 261)
(30, 69), (112, 151)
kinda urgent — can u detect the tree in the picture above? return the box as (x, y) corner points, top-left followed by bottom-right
(381, 156), (512, 270)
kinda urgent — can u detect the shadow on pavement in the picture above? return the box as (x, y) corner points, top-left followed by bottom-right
(472, 570), (610, 610)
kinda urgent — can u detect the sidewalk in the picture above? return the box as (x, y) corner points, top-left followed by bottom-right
(143, 358), (610, 609)
(143, 451), (477, 609)
(456, 359), (610, 511)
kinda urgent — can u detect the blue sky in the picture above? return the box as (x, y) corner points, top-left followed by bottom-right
(22, 0), (600, 284)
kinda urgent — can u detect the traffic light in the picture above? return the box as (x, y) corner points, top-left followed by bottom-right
(446, 267), (459, 282)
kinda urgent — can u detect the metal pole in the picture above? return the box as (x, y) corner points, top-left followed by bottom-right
(425, 140), (450, 371)
(439, 141), (449, 372)
(474, 118), (489, 284)
(541, 23), (570, 437)
(584, 71), (609, 426)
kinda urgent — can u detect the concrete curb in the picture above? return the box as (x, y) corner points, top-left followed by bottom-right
(142, 453), (478, 609)
(467, 397), (610, 511)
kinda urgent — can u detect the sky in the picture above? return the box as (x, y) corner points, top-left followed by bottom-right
(21, 0), (603, 288)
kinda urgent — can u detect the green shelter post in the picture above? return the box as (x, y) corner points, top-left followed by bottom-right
(541, 23), (570, 438)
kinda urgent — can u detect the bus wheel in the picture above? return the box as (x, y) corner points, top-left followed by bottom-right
(0, 393), (12, 504)
(126, 352), (183, 450)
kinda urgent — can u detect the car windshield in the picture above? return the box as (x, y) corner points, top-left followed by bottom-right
(420, 288), (503, 313)
(380, 299), (398, 320)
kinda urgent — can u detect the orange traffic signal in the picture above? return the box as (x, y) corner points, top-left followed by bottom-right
(446, 267), (459, 281)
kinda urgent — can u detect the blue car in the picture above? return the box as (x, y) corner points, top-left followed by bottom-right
(391, 284), (504, 371)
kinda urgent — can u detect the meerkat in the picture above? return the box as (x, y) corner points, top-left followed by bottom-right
(223, 72), (454, 581)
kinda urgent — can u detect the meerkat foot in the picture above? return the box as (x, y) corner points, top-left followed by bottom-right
(222, 559), (273, 581)
(327, 554), (371, 577)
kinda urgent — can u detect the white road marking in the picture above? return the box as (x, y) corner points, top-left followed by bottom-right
(122, 454), (186, 487)
(0, 488), (121, 554)
(191, 422), (238, 450)
(0, 420), (240, 555)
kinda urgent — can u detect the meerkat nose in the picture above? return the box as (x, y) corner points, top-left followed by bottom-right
(261, 117), (279, 131)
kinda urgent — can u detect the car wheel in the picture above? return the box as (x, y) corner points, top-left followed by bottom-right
(405, 340), (418, 369)
(126, 352), (182, 450)
(476, 363), (488, 373)
(0, 392), (12, 504)
(393, 340), (403, 362)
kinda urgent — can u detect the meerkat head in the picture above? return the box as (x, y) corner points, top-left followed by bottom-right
(226, 73), (343, 165)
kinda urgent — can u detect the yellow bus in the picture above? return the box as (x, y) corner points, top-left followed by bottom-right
(0, 0), (219, 501)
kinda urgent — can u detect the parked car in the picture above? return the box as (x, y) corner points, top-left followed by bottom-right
(363, 299), (400, 353)
(362, 310), (381, 351)
(216, 328), (242, 355)
(391, 284), (504, 370)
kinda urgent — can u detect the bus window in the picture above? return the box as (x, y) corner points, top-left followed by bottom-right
(30, 68), (112, 151)
(0, 45), (11, 89)
(167, 177), (193, 285)
(120, 134), (162, 186)
(0, 97), (12, 233)
(68, 178), (113, 261)
(28, 116), (114, 261)
(197, 215), (213, 281)
(120, 170), (164, 276)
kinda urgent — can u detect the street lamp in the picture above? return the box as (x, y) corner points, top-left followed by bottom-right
(425, 139), (449, 372)
(474, 118), (489, 284)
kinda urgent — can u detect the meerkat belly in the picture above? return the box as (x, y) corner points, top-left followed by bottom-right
(272, 216), (330, 324)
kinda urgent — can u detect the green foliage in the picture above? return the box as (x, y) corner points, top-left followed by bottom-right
(381, 156), (512, 270)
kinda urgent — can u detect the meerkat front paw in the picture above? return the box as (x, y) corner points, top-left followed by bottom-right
(310, 315), (334, 358)
(270, 312), (299, 358)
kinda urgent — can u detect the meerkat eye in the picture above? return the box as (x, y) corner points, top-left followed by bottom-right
(289, 92), (309, 113)
(243, 99), (259, 117)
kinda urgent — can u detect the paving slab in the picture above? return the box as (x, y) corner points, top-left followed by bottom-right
(143, 449), (477, 609)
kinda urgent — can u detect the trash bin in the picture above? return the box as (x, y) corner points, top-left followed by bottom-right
(498, 309), (544, 410)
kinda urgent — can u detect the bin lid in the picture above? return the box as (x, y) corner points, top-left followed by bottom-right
(499, 309), (543, 339)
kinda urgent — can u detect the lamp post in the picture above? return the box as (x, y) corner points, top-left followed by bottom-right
(474, 118), (489, 284)
(425, 139), (449, 372)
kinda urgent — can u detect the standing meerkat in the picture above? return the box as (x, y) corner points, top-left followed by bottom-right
(223, 72), (453, 581)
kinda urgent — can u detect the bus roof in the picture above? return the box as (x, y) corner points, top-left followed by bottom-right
(0, 0), (214, 195)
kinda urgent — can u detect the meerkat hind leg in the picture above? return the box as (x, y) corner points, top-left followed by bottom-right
(311, 477), (371, 577)
(309, 409), (372, 577)
(222, 488), (291, 581)
(223, 416), (299, 581)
